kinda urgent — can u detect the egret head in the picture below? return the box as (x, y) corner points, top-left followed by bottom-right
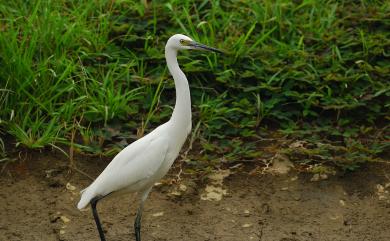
(166, 34), (222, 53)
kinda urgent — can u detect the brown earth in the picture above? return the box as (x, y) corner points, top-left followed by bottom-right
(0, 152), (389, 241)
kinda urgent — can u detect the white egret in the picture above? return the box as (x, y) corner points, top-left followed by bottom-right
(77, 34), (222, 241)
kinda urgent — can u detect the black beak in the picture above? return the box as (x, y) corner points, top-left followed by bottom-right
(188, 41), (223, 54)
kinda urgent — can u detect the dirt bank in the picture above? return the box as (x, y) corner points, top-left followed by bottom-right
(1, 153), (389, 241)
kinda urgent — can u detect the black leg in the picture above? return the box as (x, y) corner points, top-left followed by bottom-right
(134, 204), (143, 241)
(90, 197), (106, 241)
(133, 188), (152, 241)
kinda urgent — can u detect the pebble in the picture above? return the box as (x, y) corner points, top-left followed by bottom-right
(243, 210), (250, 216)
(179, 184), (187, 192)
(66, 182), (76, 191)
(60, 216), (70, 223)
(152, 212), (164, 217)
(242, 223), (253, 228)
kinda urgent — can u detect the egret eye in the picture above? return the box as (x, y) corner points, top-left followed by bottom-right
(180, 39), (185, 44)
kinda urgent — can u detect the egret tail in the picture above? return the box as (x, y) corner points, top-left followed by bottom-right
(77, 187), (95, 209)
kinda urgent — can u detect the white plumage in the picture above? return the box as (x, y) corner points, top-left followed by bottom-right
(77, 122), (184, 209)
(77, 34), (221, 241)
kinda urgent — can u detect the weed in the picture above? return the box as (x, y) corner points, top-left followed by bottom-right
(0, 0), (388, 170)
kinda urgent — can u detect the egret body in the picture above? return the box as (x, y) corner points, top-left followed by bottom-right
(77, 34), (221, 241)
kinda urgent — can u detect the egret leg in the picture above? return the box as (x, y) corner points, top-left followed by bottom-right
(134, 187), (152, 241)
(90, 196), (106, 241)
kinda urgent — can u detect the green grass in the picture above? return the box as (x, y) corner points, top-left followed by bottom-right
(0, 0), (389, 170)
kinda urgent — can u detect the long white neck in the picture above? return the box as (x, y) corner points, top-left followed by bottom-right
(165, 46), (192, 133)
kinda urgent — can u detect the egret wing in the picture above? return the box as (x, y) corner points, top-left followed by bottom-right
(89, 135), (169, 197)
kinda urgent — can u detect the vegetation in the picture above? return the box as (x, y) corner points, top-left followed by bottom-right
(0, 0), (388, 170)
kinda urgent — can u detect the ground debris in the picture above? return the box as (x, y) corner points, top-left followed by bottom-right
(242, 223), (253, 228)
(201, 185), (227, 201)
(269, 153), (294, 174)
(60, 216), (70, 224)
(376, 183), (390, 201)
(66, 182), (76, 191)
(2, 152), (390, 241)
(243, 210), (250, 216)
(152, 212), (164, 217)
(167, 180), (198, 199)
(310, 173), (328, 182)
(201, 169), (230, 201)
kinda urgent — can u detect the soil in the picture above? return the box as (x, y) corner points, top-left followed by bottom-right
(1, 152), (390, 241)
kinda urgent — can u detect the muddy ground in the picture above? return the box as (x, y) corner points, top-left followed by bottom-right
(0, 152), (389, 241)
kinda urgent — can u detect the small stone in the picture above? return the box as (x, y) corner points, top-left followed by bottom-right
(329, 215), (341, 220)
(311, 174), (320, 182)
(66, 183), (76, 191)
(243, 210), (250, 216)
(60, 216), (70, 223)
(290, 176), (298, 181)
(179, 184), (187, 192)
(377, 184), (385, 193)
(242, 223), (253, 228)
(60, 230), (65, 235)
(339, 200), (346, 206)
(269, 155), (294, 174)
(379, 195), (386, 200)
(320, 174), (328, 180)
(152, 212), (164, 217)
